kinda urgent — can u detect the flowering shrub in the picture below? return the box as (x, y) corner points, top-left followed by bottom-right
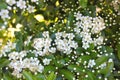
(0, 0), (120, 80)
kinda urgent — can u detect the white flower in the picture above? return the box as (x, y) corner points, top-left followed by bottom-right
(9, 57), (44, 77)
(27, 5), (35, 13)
(12, 70), (22, 78)
(94, 36), (104, 45)
(43, 58), (51, 65)
(17, 0), (26, 9)
(49, 47), (56, 53)
(82, 43), (89, 50)
(8, 52), (19, 60)
(33, 38), (44, 50)
(82, 34), (92, 43)
(74, 12), (106, 49)
(0, 42), (16, 57)
(42, 31), (49, 38)
(108, 58), (113, 62)
(24, 36), (32, 46)
(33, 31), (53, 56)
(55, 32), (78, 54)
(99, 62), (106, 69)
(67, 33), (75, 40)
(88, 59), (96, 68)
(74, 11), (82, 20)
(31, 0), (38, 2)
(8, 51), (27, 60)
(6, 0), (16, 6)
(0, 9), (9, 19)
(38, 64), (44, 73)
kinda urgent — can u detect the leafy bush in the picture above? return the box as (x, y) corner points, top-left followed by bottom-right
(0, 0), (120, 80)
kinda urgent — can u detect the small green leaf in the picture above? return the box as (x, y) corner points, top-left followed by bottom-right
(0, 59), (10, 68)
(116, 44), (120, 59)
(88, 43), (94, 51)
(87, 71), (96, 80)
(54, 59), (65, 68)
(79, 0), (88, 8)
(95, 56), (108, 67)
(44, 66), (56, 73)
(106, 46), (113, 53)
(15, 32), (23, 52)
(35, 74), (46, 80)
(59, 69), (74, 80)
(3, 74), (12, 80)
(46, 72), (56, 80)
(0, 2), (7, 9)
(100, 62), (114, 77)
(22, 71), (33, 80)
(76, 47), (83, 54)
(77, 55), (91, 63)
(67, 65), (83, 72)
(66, 12), (74, 28)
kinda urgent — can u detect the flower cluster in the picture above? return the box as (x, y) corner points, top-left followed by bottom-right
(0, 0), (38, 20)
(74, 12), (105, 49)
(0, 41), (16, 57)
(33, 31), (56, 56)
(8, 50), (46, 78)
(55, 32), (78, 54)
(111, 0), (120, 15)
(0, 0), (117, 79)
(33, 31), (78, 55)
(87, 59), (96, 68)
(0, 9), (10, 20)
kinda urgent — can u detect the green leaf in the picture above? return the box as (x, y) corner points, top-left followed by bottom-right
(54, 59), (65, 68)
(15, 32), (23, 52)
(76, 47), (83, 54)
(95, 56), (108, 67)
(59, 69), (74, 80)
(22, 71), (33, 80)
(3, 74), (12, 80)
(88, 43), (95, 51)
(67, 65), (83, 72)
(79, 0), (88, 8)
(66, 12), (74, 28)
(46, 72), (56, 80)
(35, 74), (46, 80)
(0, 59), (10, 69)
(116, 44), (120, 59)
(44, 66), (56, 73)
(100, 62), (114, 77)
(87, 71), (96, 80)
(0, 2), (7, 9)
(106, 46), (113, 53)
(77, 55), (91, 63)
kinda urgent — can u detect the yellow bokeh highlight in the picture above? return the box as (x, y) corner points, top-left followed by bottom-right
(56, 1), (59, 6)
(55, 17), (58, 22)
(34, 14), (45, 22)
(64, 19), (67, 23)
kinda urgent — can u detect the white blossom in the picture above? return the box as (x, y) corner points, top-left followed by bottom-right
(9, 57), (44, 77)
(74, 12), (106, 49)
(108, 58), (113, 62)
(31, 0), (38, 2)
(6, 0), (16, 6)
(33, 31), (55, 56)
(43, 58), (51, 65)
(55, 32), (78, 54)
(0, 9), (9, 20)
(88, 59), (96, 68)
(17, 0), (26, 9)
(27, 5), (35, 13)
(99, 62), (106, 69)
(0, 42), (16, 57)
